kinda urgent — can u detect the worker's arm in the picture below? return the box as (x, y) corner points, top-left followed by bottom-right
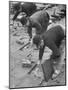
(27, 26), (32, 39)
(27, 20), (42, 39)
(32, 21), (42, 34)
(13, 11), (20, 21)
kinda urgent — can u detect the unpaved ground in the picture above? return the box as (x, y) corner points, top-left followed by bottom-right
(9, 4), (66, 88)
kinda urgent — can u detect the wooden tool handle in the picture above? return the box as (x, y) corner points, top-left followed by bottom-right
(28, 64), (37, 74)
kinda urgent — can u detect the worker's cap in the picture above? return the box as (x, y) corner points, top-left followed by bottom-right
(17, 12), (27, 19)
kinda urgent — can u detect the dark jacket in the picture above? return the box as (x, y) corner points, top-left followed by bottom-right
(39, 25), (64, 60)
(27, 10), (50, 38)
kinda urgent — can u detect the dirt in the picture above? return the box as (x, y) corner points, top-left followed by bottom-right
(9, 3), (66, 88)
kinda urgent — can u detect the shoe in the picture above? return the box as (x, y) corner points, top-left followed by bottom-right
(52, 70), (60, 79)
(33, 67), (43, 78)
(32, 60), (43, 78)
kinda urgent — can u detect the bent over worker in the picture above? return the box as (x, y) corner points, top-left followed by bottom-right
(33, 25), (65, 78)
(17, 10), (50, 39)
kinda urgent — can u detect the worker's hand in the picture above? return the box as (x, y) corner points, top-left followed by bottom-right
(40, 39), (44, 48)
(29, 38), (33, 47)
(37, 60), (41, 65)
(30, 38), (33, 45)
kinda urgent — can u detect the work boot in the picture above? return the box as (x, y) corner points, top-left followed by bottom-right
(52, 69), (60, 79)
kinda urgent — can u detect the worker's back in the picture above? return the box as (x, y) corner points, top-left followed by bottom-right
(30, 10), (50, 33)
